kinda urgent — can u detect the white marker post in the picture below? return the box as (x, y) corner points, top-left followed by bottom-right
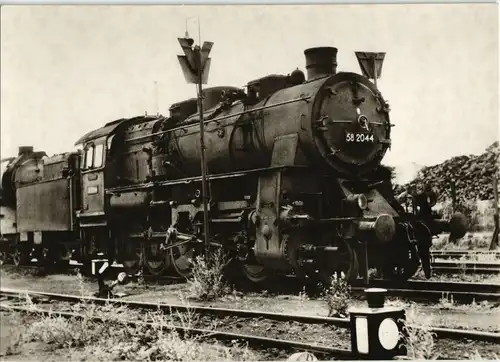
(177, 33), (213, 258)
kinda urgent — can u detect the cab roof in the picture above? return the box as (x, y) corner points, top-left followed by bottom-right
(74, 115), (162, 146)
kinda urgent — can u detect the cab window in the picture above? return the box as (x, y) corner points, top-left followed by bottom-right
(83, 143), (105, 170)
(84, 147), (94, 169)
(94, 144), (104, 168)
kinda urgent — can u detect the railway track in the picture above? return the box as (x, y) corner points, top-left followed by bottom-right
(430, 261), (500, 275)
(1, 287), (499, 355)
(2, 263), (500, 303)
(430, 250), (500, 260)
(0, 287), (352, 359)
(352, 279), (500, 303)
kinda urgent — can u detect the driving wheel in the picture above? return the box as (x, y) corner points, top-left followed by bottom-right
(144, 241), (170, 276)
(168, 238), (196, 278)
(122, 239), (143, 275)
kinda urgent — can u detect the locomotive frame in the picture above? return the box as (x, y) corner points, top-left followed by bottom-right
(0, 45), (468, 286)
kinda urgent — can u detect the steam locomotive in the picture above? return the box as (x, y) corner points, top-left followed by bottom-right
(0, 46), (467, 284)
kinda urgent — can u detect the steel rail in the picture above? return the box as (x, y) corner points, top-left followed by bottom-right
(430, 261), (500, 275)
(430, 250), (500, 260)
(351, 286), (500, 303)
(431, 250), (500, 256)
(356, 279), (500, 294)
(432, 266), (500, 275)
(432, 261), (500, 269)
(429, 327), (500, 343)
(0, 304), (353, 359)
(1, 288), (499, 343)
(352, 280), (500, 302)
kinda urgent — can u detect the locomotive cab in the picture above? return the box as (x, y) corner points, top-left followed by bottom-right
(74, 136), (113, 263)
(74, 118), (128, 223)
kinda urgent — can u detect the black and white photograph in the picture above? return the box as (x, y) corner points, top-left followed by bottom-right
(0, 2), (499, 361)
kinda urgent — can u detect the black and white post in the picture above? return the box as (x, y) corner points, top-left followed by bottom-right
(177, 33), (213, 256)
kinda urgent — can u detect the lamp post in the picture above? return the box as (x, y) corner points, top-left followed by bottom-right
(354, 51), (387, 284)
(177, 33), (213, 256)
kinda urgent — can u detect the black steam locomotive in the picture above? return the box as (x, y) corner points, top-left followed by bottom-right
(0, 46), (467, 285)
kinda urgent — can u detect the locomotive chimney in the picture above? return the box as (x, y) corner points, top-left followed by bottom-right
(18, 146), (34, 156)
(304, 47), (338, 80)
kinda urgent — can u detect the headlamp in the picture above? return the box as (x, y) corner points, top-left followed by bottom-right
(357, 194), (368, 210)
(346, 194), (368, 210)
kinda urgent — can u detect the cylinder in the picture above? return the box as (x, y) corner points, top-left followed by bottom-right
(304, 47), (338, 80)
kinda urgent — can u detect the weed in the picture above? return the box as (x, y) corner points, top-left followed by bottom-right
(468, 350), (500, 360)
(437, 293), (455, 309)
(385, 298), (410, 310)
(9, 295), (259, 361)
(186, 247), (232, 301)
(23, 315), (99, 349)
(75, 269), (93, 298)
(298, 286), (308, 302)
(400, 322), (438, 360)
(432, 236), (449, 250)
(399, 304), (438, 360)
(0, 312), (24, 356)
(324, 277), (351, 318)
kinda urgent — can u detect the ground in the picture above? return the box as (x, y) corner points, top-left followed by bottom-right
(1, 229), (499, 361)
(0, 265), (499, 360)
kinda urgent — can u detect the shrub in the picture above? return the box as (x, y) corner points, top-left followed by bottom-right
(324, 277), (351, 318)
(186, 247), (232, 301)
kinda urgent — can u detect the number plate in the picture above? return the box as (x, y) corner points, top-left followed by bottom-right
(345, 132), (374, 143)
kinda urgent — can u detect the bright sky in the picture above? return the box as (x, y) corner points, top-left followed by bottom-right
(1, 4), (498, 183)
